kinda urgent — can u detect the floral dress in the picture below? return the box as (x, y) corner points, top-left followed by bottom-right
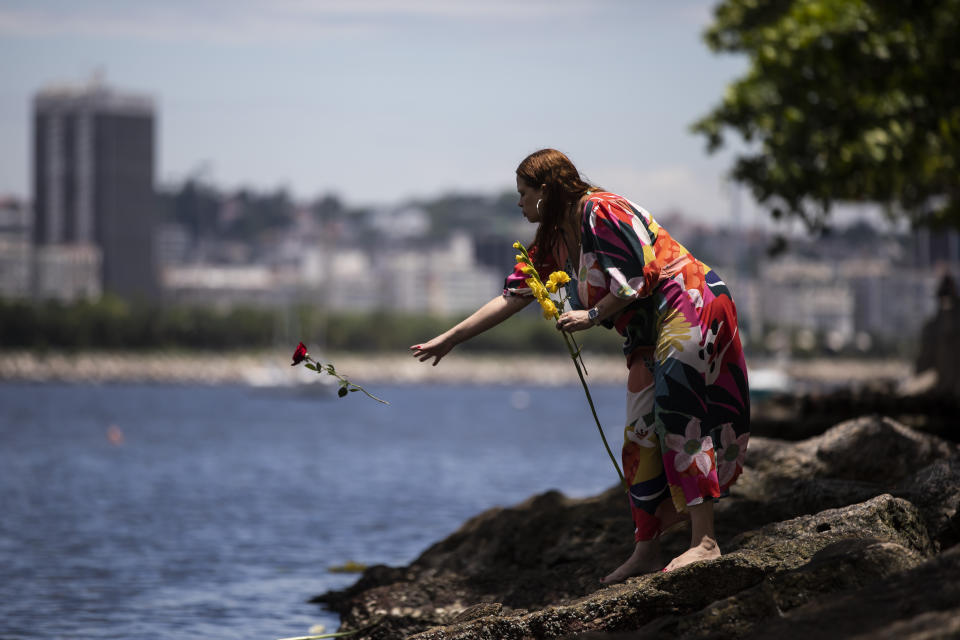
(504, 192), (750, 541)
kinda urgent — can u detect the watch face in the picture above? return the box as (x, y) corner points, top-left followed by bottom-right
(588, 307), (599, 320)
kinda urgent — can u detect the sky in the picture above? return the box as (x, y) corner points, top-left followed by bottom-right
(0, 0), (760, 224)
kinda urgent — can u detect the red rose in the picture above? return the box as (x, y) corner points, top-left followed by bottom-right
(291, 342), (308, 366)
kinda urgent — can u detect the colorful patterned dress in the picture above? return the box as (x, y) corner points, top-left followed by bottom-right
(504, 192), (750, 541)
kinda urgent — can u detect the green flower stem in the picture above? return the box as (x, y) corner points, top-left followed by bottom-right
(348, 384), (390, 405)
(557, 293), (588, 377)
(305, 357), (389, 405)
(559, 329), (628, 493)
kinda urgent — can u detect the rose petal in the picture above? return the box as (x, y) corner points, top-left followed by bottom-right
(292, 342), (309, 365)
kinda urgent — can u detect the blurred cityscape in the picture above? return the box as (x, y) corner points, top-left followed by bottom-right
(1, 78), (958, 358)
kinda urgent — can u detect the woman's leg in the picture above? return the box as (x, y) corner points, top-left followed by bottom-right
(601, 539), (661, 584)
(652, 279), (725, 571)
(602, 348), (671, 583)
(656, 273), (750, 572)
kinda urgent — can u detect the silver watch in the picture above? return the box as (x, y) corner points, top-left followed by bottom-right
(587, 306), (600, 325)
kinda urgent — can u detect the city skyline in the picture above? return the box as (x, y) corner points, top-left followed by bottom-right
(0, 1), (768, 225)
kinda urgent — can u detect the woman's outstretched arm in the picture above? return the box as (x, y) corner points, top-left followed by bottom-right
(410, 294), (532, 366)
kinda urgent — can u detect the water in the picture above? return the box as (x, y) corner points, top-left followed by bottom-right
(0, 382), (627, 640)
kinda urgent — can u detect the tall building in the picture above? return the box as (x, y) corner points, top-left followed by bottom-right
(32, 78), (158, 301)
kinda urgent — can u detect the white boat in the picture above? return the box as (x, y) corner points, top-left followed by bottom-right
(748, 366), (792, 398)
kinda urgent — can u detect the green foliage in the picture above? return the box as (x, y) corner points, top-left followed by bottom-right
(418, 193), (520, 238)
(157, 180), (295, 244)
(0, 297), (275, 351)
(694, 0), (960, 230)
(158, 180), (220, 238)
(0, 299), (626, 354)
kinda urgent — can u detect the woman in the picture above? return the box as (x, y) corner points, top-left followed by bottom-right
(410, 149), (750, 581)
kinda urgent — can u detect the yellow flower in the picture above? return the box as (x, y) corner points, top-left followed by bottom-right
(513, 241), (522, 250)
(521, 265), (537, 275)
(515, 254), (525, 264)
(540, 298), (558, 319)
(545, 271), (571, 293)
(525, 278), (548, 301)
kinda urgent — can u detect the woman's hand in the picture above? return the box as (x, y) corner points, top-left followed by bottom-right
(556, 309), (593, 333)
(410, 335), (454, 366)
(409, 295), (532, 367)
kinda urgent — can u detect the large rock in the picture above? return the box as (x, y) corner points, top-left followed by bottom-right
(635, 538), (926, 639)
(739, 543), (960, 640)
(314, 488), (636, 638)
(404, 495), (930, 640)
(894, 454), (960, 551)
(719, 416), (958, 545)
(314, 417), (958, 639)
(744, 415), (955, 486)
(750, 384), (960, 443)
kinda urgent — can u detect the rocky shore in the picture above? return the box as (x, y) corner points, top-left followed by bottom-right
(313, 415), (960, 639)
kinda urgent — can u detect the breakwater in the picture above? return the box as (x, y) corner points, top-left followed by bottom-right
(0, 350), (911, 388)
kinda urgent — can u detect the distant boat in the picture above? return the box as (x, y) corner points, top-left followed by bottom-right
(242, 359), (337, 398)
(748, 367), (791, 398)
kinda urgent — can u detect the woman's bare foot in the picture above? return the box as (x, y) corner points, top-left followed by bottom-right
(601, 540), (662, 583)
(662, 500), (721, 572)
(662, 535), (720, 572)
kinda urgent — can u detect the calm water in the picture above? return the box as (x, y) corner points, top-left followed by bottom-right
(0, 382), (627, 640)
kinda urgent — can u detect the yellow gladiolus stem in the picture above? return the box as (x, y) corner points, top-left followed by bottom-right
(511, 240), (626, 494)
(559, 329), (627, 493)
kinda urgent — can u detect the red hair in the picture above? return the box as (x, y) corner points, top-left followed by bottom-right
(516, 148), (596, 272)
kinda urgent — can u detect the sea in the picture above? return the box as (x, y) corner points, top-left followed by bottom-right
(0, 382), (629, 640)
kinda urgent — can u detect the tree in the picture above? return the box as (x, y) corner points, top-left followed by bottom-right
(693, 0), (960, 231)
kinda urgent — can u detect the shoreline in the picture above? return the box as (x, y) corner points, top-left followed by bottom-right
(0, 350), (627, 386)
(0, 349), (913, 388)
